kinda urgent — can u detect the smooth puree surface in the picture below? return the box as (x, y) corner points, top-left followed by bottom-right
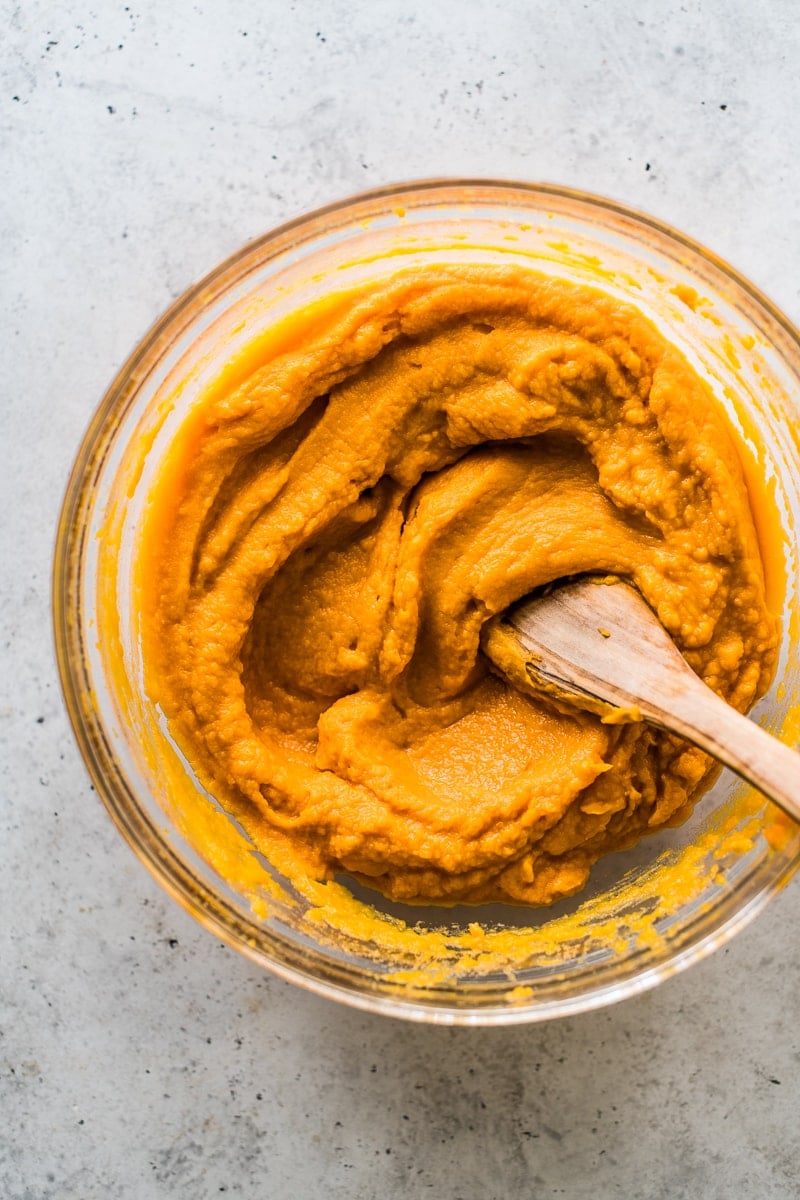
(139, 264), (777, 906)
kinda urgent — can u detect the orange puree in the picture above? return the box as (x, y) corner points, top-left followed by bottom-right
(139, 264), (777, 906)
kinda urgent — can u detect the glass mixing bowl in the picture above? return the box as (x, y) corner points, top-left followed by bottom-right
(54, 181), (800, 1024)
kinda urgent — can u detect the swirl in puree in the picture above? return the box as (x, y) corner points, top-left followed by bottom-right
(140, 265), (777, 906)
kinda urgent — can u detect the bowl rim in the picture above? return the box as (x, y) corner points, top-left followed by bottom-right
(53, 177), (800, 1024)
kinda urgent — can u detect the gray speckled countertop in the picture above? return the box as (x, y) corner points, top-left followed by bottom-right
(2, 2), (799, 1197)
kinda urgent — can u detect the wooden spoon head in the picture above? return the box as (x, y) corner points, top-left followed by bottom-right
(482, 576), (688, 725)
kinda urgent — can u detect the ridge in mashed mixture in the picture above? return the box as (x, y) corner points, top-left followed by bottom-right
(140, 264), (777, 906)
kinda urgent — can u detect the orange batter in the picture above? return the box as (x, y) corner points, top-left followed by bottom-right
(139, 265), (777, 906)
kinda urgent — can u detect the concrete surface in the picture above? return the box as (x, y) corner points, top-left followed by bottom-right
(2, 1), (799, 1196)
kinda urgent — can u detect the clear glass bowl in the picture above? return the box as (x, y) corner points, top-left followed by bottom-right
(54, 181), (800, 1024)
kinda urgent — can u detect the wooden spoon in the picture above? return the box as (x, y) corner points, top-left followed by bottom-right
(481, 576), (800, 823)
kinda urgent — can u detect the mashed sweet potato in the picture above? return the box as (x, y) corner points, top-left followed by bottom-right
(139, 265), (777, 905)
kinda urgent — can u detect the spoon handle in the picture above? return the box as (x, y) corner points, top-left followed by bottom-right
(640, 674), (800, 823)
